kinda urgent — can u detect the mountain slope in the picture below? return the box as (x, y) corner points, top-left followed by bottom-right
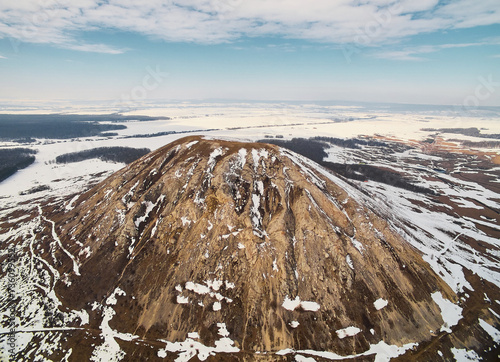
(22, 135), (456, 360)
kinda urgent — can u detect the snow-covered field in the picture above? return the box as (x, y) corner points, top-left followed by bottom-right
(1, 102), (499, 201)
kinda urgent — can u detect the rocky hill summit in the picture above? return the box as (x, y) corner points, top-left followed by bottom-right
(12, 136), (458, 360)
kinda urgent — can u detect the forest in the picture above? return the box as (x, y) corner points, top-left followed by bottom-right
(0, 114), (170, 140)
(0, 148), (37, 182)
(422, 127), (500, 139)
(55, 147), (151, 165)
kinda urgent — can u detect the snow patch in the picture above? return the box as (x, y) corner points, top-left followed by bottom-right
(489, 308), (500, 319)
(185, 281), (211, 295)
(346, 255), (354, 270)
(451, 348), (480, 361)
(186, 140), (199, 149)
(336, 327), (361, 339)
(90, 306), (126, 362)
(478, 318), (500, 343)
(179, 279), (232, 307)
(236, 148), (247, 168)
(106, 287), (126, 306)
(157, 322), (239, 361)
(282, 296), (320, 312)
(277, 340), (417, 361)
(289, 321), (300, 328)
(431, 292), (463, 333)
(301, 301), (321, 312)
(351, 238), (364, 253)
(65, 195), (79, 211)
(257, 180), (264, 195)
(374, 298), (389, 311)
(217, 323), (230, 337)
(78, 246), (92, 259)
(206, 279), (223, 291)
(90, 289), (138, 362)
(282, 296), (302, 311)
(207, 147), (224, 171)
(177, 295), (189, 304)
(134, 200), (156, 228)
(273, 258), (279, 272)
(70, 309), (90, 326)
(251, 148), (269, 170)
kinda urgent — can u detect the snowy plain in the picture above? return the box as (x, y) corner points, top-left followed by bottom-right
(1, 101), (499, 200)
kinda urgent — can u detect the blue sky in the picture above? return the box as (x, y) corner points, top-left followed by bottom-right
(0, 0), (499, 106)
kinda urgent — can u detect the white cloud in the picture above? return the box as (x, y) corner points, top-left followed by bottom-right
(62, 43), (127, 54)
(0, 55), (6, 59)
(434, 0), (500, 28)
(394, 0), (440, 14)
(374, 40), (499, 61)
(373, 50), (427, 61)
(0, 0), (499, 52)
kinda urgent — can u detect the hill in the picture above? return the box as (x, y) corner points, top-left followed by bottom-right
(0, 136), (497, 361)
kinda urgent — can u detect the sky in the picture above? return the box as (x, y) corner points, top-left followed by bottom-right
(0, 0), (499, 107)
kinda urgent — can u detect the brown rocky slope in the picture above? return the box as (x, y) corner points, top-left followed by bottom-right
(46, 136), (456, 360)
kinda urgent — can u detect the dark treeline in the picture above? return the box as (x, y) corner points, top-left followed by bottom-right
(0, 114), (170, 123)
(19, 185), (51, 195)
(312, 136), (389, 149)
(260, 138), (328, 163)
(423, 127), (500, 140)
(262, 137), (390, 158)
(13, 137), (38, 144)
(0, 148), (37, 182)
(56, 147), (150, 164)
(451, 139), (500, 148)
(124, 128), (220, 139)
(321, 161), (435, 194)
(0, 116), (125, 140)
(260, 137), (434, 194)
(0, 114), (170, 140)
